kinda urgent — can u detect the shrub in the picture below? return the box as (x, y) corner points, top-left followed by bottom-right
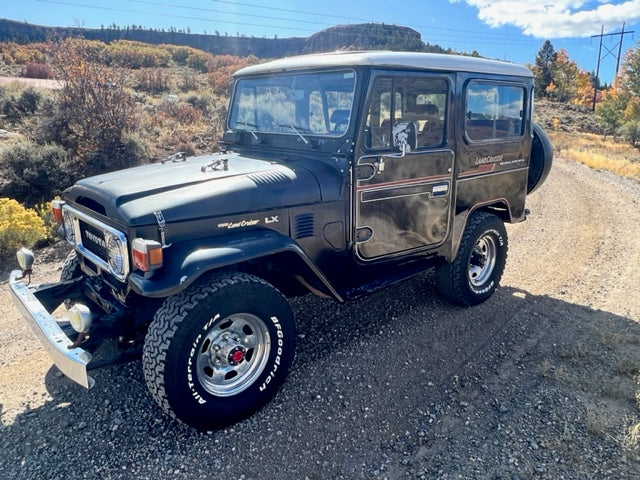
(207, 57), (251, 96)
(185, 92), (216, 116)
(0, 140), (71, 205)
(45, 37), (140, 177)
(18, 88), (41, 114)
(164, 45), (192, 65)
(21, 62), (54, 79)
(106, 40), (171, 69)
(618, 121), (640, 148)
(135, 68), (171, 93)
(0, 42), (47, 65)
(180, 70), (198, 92)
(0, 197), (48, 258)
(1, 87), (42, 122)
(158, 98), (203, 125)
(79, 131), (149, 177)
(34, 201), (59, 244)
(186, 51), (213, 73)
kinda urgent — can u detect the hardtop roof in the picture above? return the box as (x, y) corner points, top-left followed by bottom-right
(234, 51), (533, 78)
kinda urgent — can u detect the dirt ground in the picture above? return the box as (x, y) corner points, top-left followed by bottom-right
(1, 156), (639, 479)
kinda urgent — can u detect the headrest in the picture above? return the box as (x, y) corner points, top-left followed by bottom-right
(330, 109), (350, 124)
(413, 103), (439, 115)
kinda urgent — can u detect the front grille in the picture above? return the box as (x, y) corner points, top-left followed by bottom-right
(79, 220), (108, 261)
(62, 203), (130, 281)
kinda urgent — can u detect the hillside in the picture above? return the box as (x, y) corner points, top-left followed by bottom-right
(0, 19), (464, 58)
(534, 99), (602, 134)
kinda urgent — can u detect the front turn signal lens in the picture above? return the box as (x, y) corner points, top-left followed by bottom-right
(132, 238), (163, 272)
(51, 199), (64, 223)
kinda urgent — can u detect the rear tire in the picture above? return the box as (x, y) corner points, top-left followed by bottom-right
(143, 272), (296, 431)
(436, 212), (507, 306)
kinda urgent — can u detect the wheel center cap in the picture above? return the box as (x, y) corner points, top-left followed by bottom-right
(229, 346), (246, 365)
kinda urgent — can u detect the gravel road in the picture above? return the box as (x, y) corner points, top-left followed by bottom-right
(1, 157), (640, 479)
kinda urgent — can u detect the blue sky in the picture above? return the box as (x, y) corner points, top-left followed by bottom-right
(2, 0), (640, 83)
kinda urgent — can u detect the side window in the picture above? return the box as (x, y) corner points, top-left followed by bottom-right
(465, 82), (525, 141)
(365, 75), (448, 150)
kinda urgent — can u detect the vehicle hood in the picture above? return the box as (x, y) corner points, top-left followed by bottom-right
(64, 151), (323, 226)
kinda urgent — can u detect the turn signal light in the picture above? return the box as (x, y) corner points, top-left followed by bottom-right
(132, 238), (163, 272)
(51, 199), (64, 223)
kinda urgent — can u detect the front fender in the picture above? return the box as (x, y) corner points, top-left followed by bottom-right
(128, 229), (342, 301)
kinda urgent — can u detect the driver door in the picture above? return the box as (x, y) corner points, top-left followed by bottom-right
(355, 73), (454, 260)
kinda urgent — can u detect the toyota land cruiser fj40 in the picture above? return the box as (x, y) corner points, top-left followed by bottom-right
(10, 51), (552, 430)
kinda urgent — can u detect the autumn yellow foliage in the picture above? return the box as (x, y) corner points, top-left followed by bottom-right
(0, 197), (48, 254)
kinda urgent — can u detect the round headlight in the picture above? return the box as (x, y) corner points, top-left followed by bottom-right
(62, 210), (75, 244)
(106, 233), (125, 275)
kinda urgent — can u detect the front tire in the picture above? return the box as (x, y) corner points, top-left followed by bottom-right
(143, 272), (295, 431)
(60, 250), (85, 308)
(60, 250), (82, 282)
(436, 212), (508, 306)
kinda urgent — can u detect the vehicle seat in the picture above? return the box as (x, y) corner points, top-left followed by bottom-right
(330, 109), (350, 133)
(416, 104), (444, 147)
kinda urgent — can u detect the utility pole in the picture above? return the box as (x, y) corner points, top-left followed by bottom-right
(591, 23), (635, 111)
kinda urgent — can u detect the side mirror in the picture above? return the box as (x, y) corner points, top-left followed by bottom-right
(392, 121), (417, 156)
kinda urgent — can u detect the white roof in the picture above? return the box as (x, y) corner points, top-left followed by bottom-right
(234, 51), (533, 78)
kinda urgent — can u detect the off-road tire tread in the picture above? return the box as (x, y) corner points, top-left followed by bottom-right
(142, 272), (287, 423)
(435, 212), (507, 306)
(60, 250), (81, 282)
(60, 250), (83, 308)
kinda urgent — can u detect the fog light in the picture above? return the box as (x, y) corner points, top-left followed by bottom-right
(16, 247), (35, 271)
(68, 304), (93, 333)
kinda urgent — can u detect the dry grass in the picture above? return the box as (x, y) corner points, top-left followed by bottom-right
(549, 131), (640, 180)
(626, 423), (640, 450)
(585, 405), (607, 436)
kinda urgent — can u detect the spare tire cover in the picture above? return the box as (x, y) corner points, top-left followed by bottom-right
(528, 123), (553, 194)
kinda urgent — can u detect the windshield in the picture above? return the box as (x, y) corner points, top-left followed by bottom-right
(229, 70), (356, 138)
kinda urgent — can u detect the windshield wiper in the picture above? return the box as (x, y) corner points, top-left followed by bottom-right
(236, 121), (260, 141)
(279, 124), (311, 145)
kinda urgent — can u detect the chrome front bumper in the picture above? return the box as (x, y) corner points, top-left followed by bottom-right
(9, 270), (94, 389)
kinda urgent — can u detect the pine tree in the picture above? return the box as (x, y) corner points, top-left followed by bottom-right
(534, 40), (557, 98)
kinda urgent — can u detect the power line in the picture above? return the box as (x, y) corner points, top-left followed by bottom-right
(139, 0), (555, 43)
(130, 0), (333, 29)
(35, 0), (320, 33)
(31, 0), (584, 52)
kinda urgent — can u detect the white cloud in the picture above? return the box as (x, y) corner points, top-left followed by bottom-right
(450, 0), (640, 38)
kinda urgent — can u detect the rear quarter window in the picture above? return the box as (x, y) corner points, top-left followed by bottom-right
(465, 82), (525, 141)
